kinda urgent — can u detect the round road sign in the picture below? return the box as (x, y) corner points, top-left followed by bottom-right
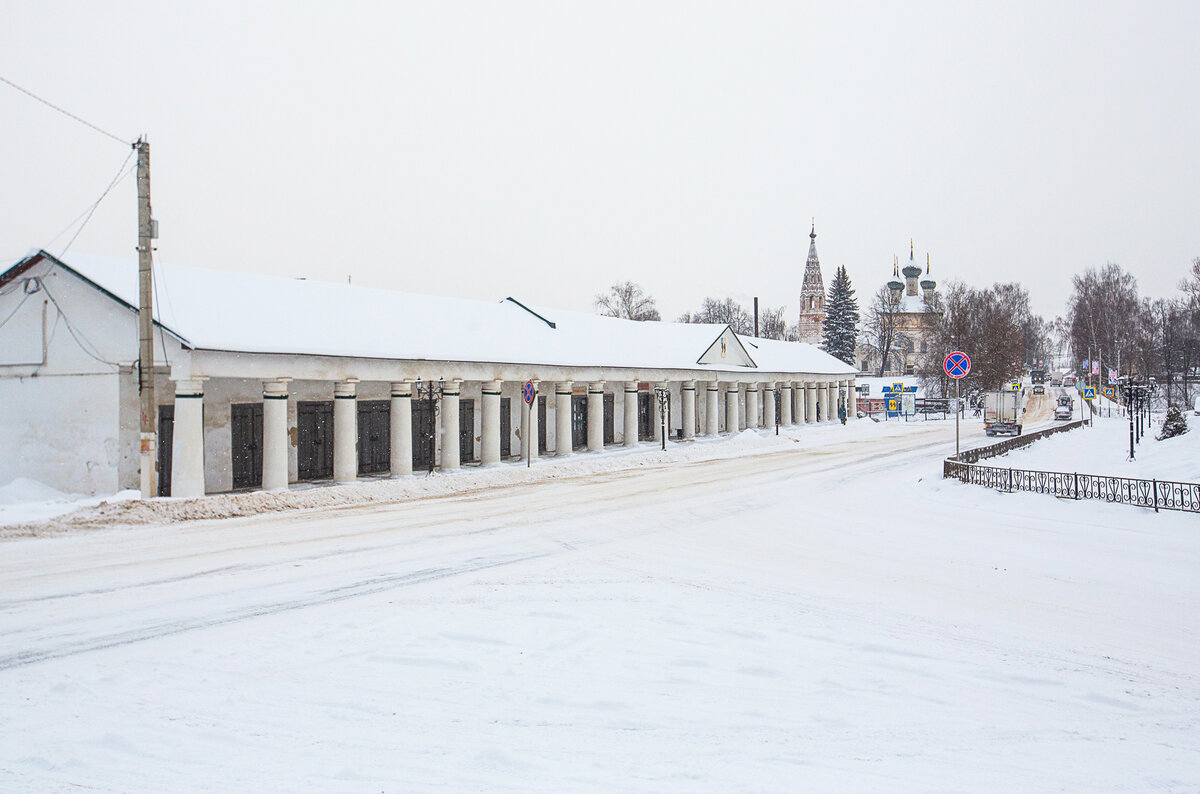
(944, 351), (971, 379)
(522, 381), (536, 404)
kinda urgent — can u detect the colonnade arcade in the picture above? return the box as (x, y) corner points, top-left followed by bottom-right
(165, 375), (857, 498)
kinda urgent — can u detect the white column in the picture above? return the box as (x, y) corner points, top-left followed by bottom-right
(726, 382), (740, 434)
(793, 381), (804, 424)
(745, 383), (760, 429)
(847, 379), (856, 420)
(820, 381), (831, 423)
(262, 379), (290, 491)
(705, 381), (720, 435)
(764, 383), (776, 429)
(587, 382), (605, 451)
(806, 382), (817, 424)
(333, 379), (358, 484)
(441, 379), (461, 470)
(681, 380), (696, 440)
(780, 383), (792, 425)
(170, 377), (206, 498)
(389, 381), (413, 476)
(481, 380), (502, 465)
(624, 381), (639, 446)
(556, 381), (573, 456)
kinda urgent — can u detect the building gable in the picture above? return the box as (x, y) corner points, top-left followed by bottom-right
(697, 326), (757, 368)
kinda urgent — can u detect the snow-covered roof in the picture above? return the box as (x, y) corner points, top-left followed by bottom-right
(897, 294), (928, 313)
(14, 251), (855, 376)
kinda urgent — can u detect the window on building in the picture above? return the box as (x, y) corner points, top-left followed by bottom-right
(861, 360), (869, 372)
(920, 341), (927, 353)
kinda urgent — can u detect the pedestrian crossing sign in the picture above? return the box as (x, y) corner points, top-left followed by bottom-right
(1104, 387), (1115, 398)
(1083, 387), (1096, 399)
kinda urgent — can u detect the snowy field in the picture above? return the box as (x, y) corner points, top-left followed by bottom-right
(1, 412), (1198, 792)
(995, 413), (1199, 483)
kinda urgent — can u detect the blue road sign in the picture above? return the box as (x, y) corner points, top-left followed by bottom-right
(1083, 387), (1096, 399)
(944, 351), (971, 379)
(522, 381), (536, 404)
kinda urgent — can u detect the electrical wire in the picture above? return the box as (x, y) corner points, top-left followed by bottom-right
(151, 261), (171, 368)
(0, 75), (130, 146)
(39, 281), (120, 368)
(58, 149), (136, 259)
(0, 290), (32, 332)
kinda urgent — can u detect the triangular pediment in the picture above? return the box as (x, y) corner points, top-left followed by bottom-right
(697, 326), (757, 367)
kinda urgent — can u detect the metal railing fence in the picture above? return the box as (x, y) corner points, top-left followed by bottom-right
(943, 419), (1199, 513)
(943, 459), (1200, 513)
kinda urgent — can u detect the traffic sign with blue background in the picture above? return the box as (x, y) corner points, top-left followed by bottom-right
(1083, 387), (1096, 399)
(944, 351), (971, 379)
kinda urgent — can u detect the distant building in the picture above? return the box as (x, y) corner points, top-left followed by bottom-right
(795, 223), (826, 345)
(856, 242), (942, 376)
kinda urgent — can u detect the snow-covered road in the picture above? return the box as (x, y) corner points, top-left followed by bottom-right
(2, 416), (1197, 792)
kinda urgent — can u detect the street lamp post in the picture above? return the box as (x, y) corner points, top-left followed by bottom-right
(654, 386), (671, 451)
(414, 376), (445, 475)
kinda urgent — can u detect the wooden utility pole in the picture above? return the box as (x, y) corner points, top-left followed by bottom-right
(136, 137), (157, 498)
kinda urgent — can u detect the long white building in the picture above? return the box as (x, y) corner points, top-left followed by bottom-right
(0, 250), (858, 498)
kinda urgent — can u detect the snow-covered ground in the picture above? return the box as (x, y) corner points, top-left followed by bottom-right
(994, 413), (1198, 483)
(1, 412), (1197, 792)
(0, 477), (139, 527)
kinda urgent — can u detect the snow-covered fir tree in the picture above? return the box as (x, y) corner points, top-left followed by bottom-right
(1157, 405), (1188, 440)
(820, 265), (859, 364)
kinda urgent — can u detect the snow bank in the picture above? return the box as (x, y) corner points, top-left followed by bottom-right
(990, 414), (1200, 483)
(0, 477), (67, 505)
(0, 420), (945, 538)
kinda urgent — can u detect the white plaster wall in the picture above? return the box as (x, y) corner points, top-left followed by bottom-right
(0, 258), (188, 495)
(0, 374), (120, 495)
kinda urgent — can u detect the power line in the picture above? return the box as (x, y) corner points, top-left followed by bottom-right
(58, 149), (136, 259)
(0, 75), (131, 146)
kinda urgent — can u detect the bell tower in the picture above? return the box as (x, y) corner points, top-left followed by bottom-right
(796, 221), (826, 344)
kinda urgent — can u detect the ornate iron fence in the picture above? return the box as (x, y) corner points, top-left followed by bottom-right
(954, 420), (1086, 464)
(944, 456), (1200, 514)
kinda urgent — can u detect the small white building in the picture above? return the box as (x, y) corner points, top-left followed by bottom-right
(0, 250), (858, 497)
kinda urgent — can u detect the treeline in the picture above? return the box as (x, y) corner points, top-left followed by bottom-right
(594, 269), (859, 365)
(1063, 259), (1200, 407)
(594, 255), (1200, 409)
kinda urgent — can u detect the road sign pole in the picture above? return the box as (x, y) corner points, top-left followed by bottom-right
(955, 377), (960, 460)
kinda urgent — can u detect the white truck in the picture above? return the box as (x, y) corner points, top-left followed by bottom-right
(984, 390), (1024, 436)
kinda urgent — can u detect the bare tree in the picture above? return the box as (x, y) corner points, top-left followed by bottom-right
(594, 281), (661, 321)
(921, 281), (1025, 395)
(678, 297), (753, 334)
(1067, 263), (1140, 375)
(864, 286), (902, 376)
(758, 305), (788, 340)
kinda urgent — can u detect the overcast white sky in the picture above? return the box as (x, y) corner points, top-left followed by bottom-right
(4, 1), (1198, 323)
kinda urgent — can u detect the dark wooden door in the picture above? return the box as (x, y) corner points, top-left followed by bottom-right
(412, 397), (436, 470)
(604, 393), (614, 444)
(459, 399), (475, 463)
(357, 400), (390, 475)
(297, 401), (334, 481)
(537, 397), (547, 453)
(500, 397), (511, 458)
(157, 405), (174, 497)
(231, 403), (264, 489)
(638, 393), (652, 440)
(571, 394), (587, 449)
